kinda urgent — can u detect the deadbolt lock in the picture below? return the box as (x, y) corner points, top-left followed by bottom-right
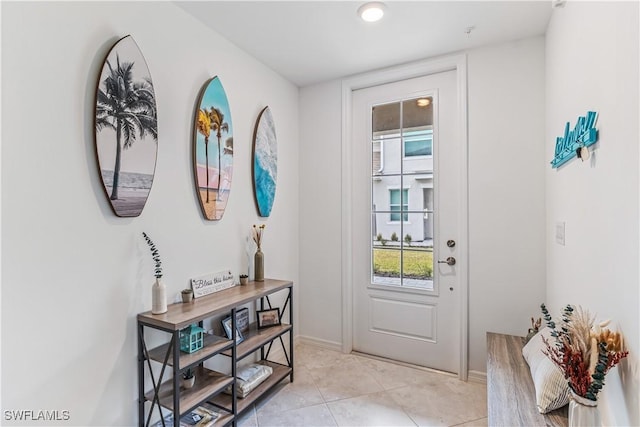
(446, 240), (456, 248)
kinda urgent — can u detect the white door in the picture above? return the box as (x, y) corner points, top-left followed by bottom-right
(352, 70), (461, 373)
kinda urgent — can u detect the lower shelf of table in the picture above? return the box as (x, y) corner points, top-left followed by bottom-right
(208, 361), (292, 415)
(213, 411), (234, 427)
(145, 366), (234, 413)
(152, 403), (234, 427)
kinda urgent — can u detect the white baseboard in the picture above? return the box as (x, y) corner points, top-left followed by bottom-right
(468, 370), (487, 384)
(297, 335), (343, 352)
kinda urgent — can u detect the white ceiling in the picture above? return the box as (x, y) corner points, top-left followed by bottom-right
(177, 1), (553, 87)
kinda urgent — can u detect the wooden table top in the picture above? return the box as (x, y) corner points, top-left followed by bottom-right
(138, 279), (292, 331)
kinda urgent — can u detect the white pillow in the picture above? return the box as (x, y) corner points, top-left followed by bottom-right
(521, 327), (570, 413)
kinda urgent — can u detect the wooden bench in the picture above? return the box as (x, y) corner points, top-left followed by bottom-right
(487, 332), (568, 426)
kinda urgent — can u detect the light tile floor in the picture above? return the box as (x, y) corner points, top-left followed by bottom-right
(236, 343), (487, 427)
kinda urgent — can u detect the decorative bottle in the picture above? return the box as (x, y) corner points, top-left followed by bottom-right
(254, 247), (264, 282)
(152, 278), (167, 314)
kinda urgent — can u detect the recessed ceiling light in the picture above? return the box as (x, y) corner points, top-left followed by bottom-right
(417, 98), (431, 107)
(358, 2), (386, 23)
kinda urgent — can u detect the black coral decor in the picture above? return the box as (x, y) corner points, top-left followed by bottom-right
(142, 232), (162, 278)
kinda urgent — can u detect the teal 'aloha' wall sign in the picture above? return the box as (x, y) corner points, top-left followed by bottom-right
(551, 111), (598, 168)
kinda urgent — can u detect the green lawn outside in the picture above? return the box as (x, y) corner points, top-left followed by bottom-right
(373, 247), (433, 278)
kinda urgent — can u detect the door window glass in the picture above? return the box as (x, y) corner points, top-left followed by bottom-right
(371, 97), (434, 290)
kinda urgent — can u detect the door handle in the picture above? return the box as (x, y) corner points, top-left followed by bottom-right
(438, 257), (456, 266)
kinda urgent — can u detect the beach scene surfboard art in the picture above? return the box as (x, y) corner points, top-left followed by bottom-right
(194, 77), (234, 220)
(252, 106), (277, 217)
(95, 35), (158, 217)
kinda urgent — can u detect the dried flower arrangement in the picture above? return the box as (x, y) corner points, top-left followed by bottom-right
(252, 224), (265, 249)
(540, 303), (628, 401)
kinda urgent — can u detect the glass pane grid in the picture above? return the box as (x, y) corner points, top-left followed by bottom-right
(370, 97), (434, 291)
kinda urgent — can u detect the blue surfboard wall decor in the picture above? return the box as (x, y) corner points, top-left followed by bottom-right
(193, 77), (234, 220)
(95, 35), (158, 217)
(252, 106), (278, 217)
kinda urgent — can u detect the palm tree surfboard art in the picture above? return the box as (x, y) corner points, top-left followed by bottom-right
(194, 77), (234, 220)
(95, 35), (158, 217)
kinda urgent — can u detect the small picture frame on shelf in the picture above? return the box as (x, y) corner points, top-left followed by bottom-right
(256, 308), (281, 329)
(236, 307), (250, 334)
(221, 316), (244, 344)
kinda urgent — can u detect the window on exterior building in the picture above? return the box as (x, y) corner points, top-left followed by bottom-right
(389, 189), (408, 222)
(404, 129), (433, 157)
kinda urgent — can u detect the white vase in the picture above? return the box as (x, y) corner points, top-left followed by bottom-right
(569, 391), (601, 427)
(152, 278), (167, 314)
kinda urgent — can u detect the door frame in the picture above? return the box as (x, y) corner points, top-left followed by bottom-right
(340, 53), (469, 380)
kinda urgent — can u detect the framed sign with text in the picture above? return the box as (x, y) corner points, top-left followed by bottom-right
(190, 270), (235, 298)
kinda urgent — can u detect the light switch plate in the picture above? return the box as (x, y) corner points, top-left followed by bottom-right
(555, 222), (566, 246)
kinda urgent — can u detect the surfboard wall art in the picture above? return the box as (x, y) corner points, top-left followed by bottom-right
(194, 77), (234, 220)
(252, 106), (278, 217)
(95, 35), (158, 217)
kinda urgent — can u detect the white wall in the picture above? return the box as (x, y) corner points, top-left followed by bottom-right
(1, 2), (299, 425)
(467, 37), (546, 373)
(298, 81), (344, 348)
(545, 2), (639, 425)
(299, 36), (547, 372)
